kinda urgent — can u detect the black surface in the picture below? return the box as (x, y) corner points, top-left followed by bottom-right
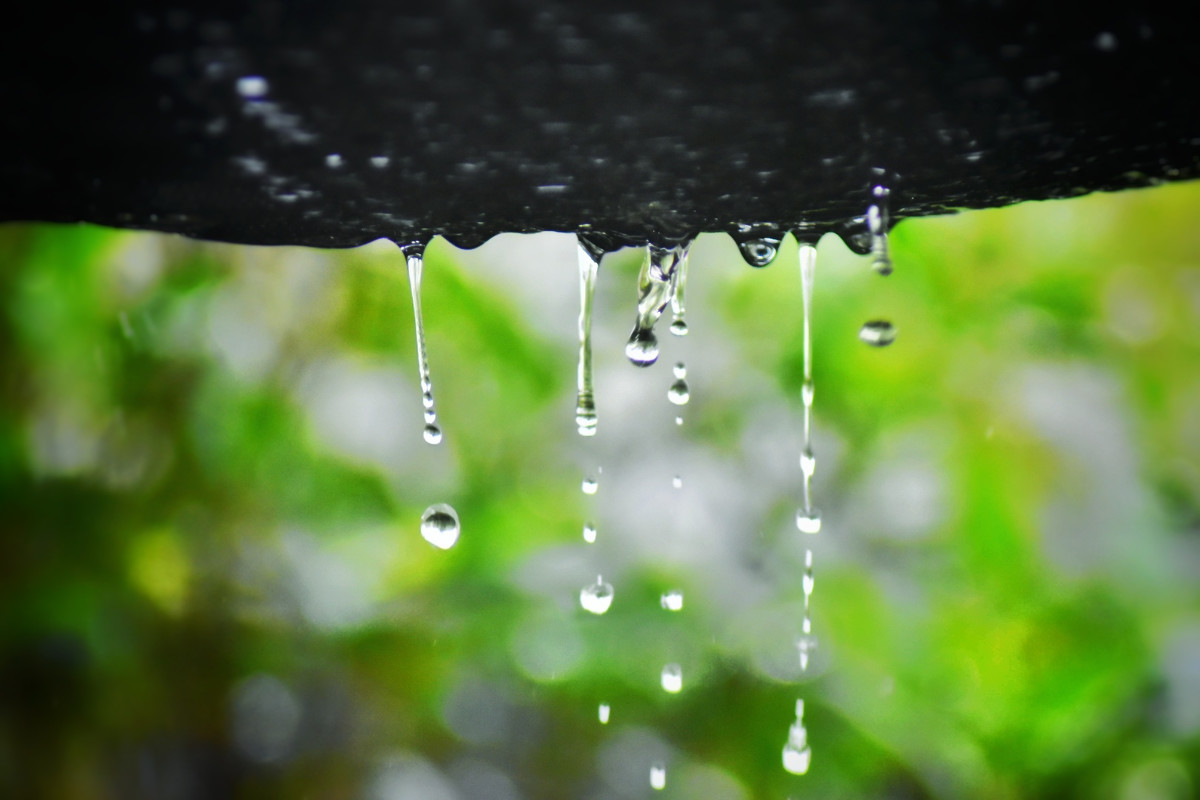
(1, 1), (1198, 250)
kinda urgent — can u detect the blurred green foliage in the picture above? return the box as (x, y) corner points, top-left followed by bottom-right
(1, 182), (1199, 799)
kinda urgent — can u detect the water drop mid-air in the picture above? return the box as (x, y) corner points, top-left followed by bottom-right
(650, 762), (667, 790)
(668, 377), (690, 405)
(580, 575), (614, 614)
(737, 236), (781, 268)
(582, 521), (597, 543)
(796, 244), (820, 532)
(420, 503), (460, 550)
(582, 475), (599, 495)
(625, 243), (690, 367)
(782, 698), (812, 774)
(660, 590), (684, 611)
(672, 475), (683, 489)
(859, 319), (897, 346)
(575, 236), (600, 436)
(403, 241), (443, 446)
(660, 663), (683, 693)
(866, 184), (893, 275)
(598, 703), (610, 724)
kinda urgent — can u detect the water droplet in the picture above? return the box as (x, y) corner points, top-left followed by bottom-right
(576, 237), (600, 435)
(404, 243), (443, 445)
(580, 575), (614, 614)
(423, 423), (443, 444)
(672, 475), (683, 489)
(625, 326), (659, 367)
(675, 416), (683, 426)
(660, 590), (684, 611)
(795, 698), (805, 719)
(799, 446), (815, 478)
(420, 503), (460, 550)
(670, 247), (690, 335)
(673, 362), (687, 379)
(325, 153), (343, 168)
(795, 509), (822, 534)
(369, 155), (390, 168)
(667, 378), (690, 405)
(582, 476), (598, 495)
(236, 75), (268, 99)
(858, 320), (897, 347)
(598, 703), (610, 724)
(737, 237), (781, 268)
(669, 318), (689, 336)
(782, 742), (812, 775)
(650, 762), (667, 790)
(583, 521), (597, 543)
(660, 663), (683, 693)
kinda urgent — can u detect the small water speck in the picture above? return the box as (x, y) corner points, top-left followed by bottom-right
(236, 75), (268, 98)
(650, 762), (667, 790)
(325, 153), (343, 168)
(858, 320), (897, 347)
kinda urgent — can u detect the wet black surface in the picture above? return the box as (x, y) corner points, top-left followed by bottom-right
(1, 1), (1197, 249)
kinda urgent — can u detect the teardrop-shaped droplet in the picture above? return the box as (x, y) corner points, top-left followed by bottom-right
(580, 575), (614, 614)
(582, 521), (597, 543)
(673, 362), (687, 379)
(858, 320), (897, 347)
(795, 698), (806, 720)
(625, 326), (659, 367)
(866, 184), (894, 276)
(667, 378), (690, 405)
(650, 762), (667, 790)
(660, 663), (683, 693)
(782, 742), (812, 775)
(737, 237), (781, 268)
(669, 318), (688, 336)
(582, 475), (599, 495)
(669, 247), (690, 335)
(795, 508), (822, 534)
(598, 703), (610, 724)
(799, 446), (816, 478)
(423, 423), (443, 444)
(675, 415), (683, 426)
(420, 503), (460, 549)
(660, 590), (684, 611)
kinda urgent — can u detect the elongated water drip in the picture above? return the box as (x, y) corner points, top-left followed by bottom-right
(598, 703), (610, 724)
(575, 236), (600, 435)
(650, 762), (667, 790)
(669, 246), (690, 335)
(403, 241), (442, 445)
(782, 697), (813, 775)
(668, 361), (690, 405)
(866, 185), (893, 275)
(625, 243), (689, 367)
(796, 244), (821, 534)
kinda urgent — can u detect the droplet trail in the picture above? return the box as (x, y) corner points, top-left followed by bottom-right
(404, 242), (442, 446)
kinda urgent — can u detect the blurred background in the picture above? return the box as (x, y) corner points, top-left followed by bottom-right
(1, 181), (1199, 799)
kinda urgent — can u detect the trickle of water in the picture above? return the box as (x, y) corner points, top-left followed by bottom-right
(404, 242), (443, 446)
(582, 475), (599, 495)
(625, 243), (689, 367)
(420, 503), (460, 550)
(858, 320), (897, 347)
(737, 236), (782, 268)
(583, 521), (597, 543)
(580, 575), (614, 614)
(796, 244), (819, 531)
(670, 246), (690, 336)
(866, 184), (893, 276)
(650, 762), (667, 790)
(660, 663), (683, 693)
(598, 703), (610, 724)
(236, 75), (268, 98)
(575, 236), (600, 436)
(660, 590), (684, 611)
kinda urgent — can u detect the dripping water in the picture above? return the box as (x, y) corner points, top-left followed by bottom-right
(667, 361), (690, 405)
(575, 236), (600, 436)
(598, 703), (610, 724)
(420, 503), (460, 550)
(669, 246), (690, 336)
(625, 243), (690, 367)
(582, 474), (599, 495)
(866, 184), (893, 276)
(660, 663), (683, 693)
(799, 548), (816, 670)
(579, 574), (614, 614)
(796, 244), (821, 534)
(737, 236), (782, 268)
(858, 320), (897, 347)
(782, 699), (812, 775)
(403, 241), (443, 445)
(582, 521), (597, 543)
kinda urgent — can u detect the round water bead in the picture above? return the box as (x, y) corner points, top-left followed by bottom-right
(420, 503), (460, 550)
(625, 327), (659, 367)
(660, 663), (683, 693)
(737, 237), (780, 268)
(858, 320), (897, 347)
(782, 742), (812, 775)
(673, 362), (687, 378)
(660, 590), (684, 611)
(580, 575), (614, 614)
(670, 318), (688, 336)
(422, 423), (443, 445)
(582, 521), (597, 543)
(667, 379), (690, 405)
(795, 508), (822, 534)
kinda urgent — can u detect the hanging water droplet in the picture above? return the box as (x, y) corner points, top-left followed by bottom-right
(582, 475), (599, 495)
(858, 320), (897, 347)
(672, 475), (683, 489)
(660, 663), (683, 693)
(580, 575), (614, 614)
(598, 703), (610, 724)
(420, 503), (460, 550)
(650, 762), (667, 790)
(795, 508), (822, 534)
(626, 244), (689, 367)
(625, 327), (659, 367)
(669, 318), (688, 336)
(866, 184), (893, 276)
(795, 698), (805, 719)
(782, 742), (812, 775)
(675, 415), (683, 426)
(404, 242), (443, 445)
(575, 236), (600, 436)
(667, 378), (690, 405)
(660, 590), (684, 611)
(797, 637), (816, 671)
(737, 236), (781, 268)
(582, 521), (597, 543)
(669, 247), (690, 336)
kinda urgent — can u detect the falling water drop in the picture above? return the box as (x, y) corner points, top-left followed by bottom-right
(660, 590), (684, 611)
(420, 503), (460, 550)
(660, 663), (683, 693)
(650, 762), (667, 790)
(866, 184), (893, 275)
(672, 475), (683, 489)
(582, 475), (599, 495)
(582, 521), (597, 543)
(673, 362), (687, 378)
(598, 703), (610, 724)
(782, 741), (813, 775)
(737, 236), (781, 268)
(858, 320), (897, 347)
(795, 509), (822, 534)
(575, 236), (600, 436)
(675, 416), (683, 426)
(580, 575), (614, 614)
(403, 241), (442, 446)
(670, 246), (690, 336)
(625, 243), (690, 367)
